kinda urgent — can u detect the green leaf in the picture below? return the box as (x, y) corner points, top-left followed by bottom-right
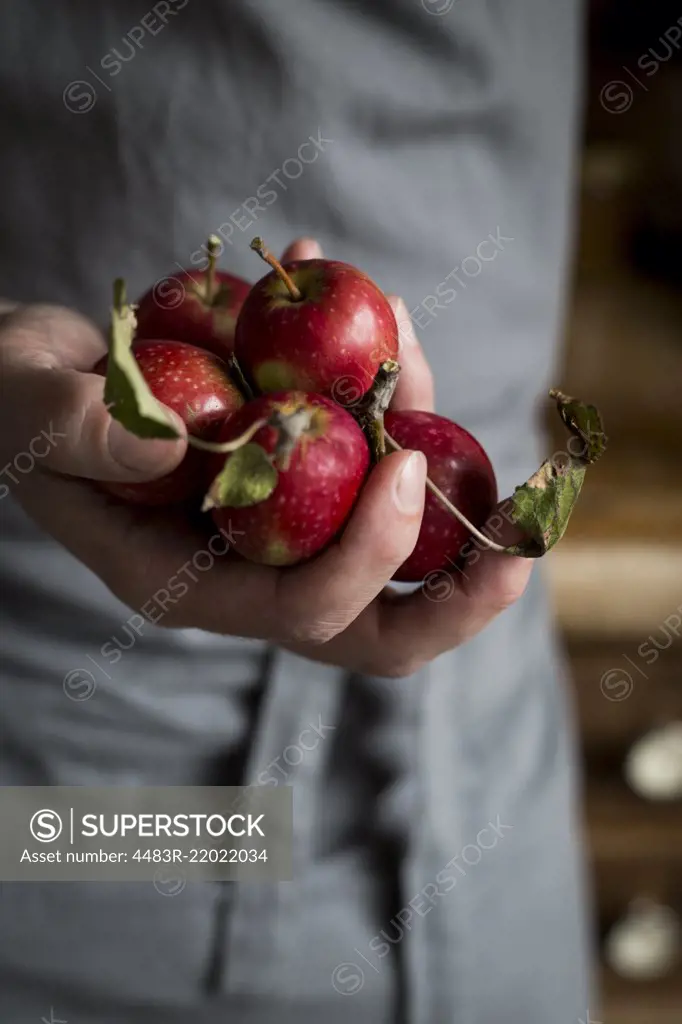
(202, 443), (278, 510)
(103, 279), (180, 440)
(548, 388), (607, 464)
(504, 458), (587, 557)
(504, 390), (607, 557)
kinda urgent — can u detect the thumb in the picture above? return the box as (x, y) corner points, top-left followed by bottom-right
(5, 366), (188, 483)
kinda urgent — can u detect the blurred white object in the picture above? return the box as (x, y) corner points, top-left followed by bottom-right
(605, 899), (681, 979)
(624, 722), (682, 801)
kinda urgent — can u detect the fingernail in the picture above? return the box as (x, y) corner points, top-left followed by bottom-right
(284, 237), (323, 261)
(393, 450), (427, 514)
(301, 238), (323, 259)
(107, 413), (185, 472)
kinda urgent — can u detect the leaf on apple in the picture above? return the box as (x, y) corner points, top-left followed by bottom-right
(104, 279), (180, 440)
(203, 443), (278, 510)
(549, 389), (607, 464)
(503, 390), (607, 557)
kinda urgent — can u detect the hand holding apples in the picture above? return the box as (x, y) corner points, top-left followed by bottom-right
(0, 299), (529, 678)
(15, 230), (603, 680)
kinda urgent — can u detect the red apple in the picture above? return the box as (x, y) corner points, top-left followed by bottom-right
(234, 241), (398, 404)
(135, 238), (250, 359)
(207, 391), (370, 566)
(96, 340), (244, 505)
(385, 410), (497, 582)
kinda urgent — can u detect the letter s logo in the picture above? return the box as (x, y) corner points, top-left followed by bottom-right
(30, 809), (63, 843)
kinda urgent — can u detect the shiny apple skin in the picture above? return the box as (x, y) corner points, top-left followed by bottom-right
(135, 269), (251, 359)
(234, 259), (398, 403)
(96, 340), (243, 506)
(385, 410), (498, 582)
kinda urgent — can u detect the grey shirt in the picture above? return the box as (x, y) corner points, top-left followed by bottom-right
(0, 2), (591, 1021)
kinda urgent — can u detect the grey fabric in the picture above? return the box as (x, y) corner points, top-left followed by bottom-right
(0, 1), (591, 1021)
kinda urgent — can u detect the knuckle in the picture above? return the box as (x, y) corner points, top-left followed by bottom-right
(39, 371), (90, 454)
(489, 589), (523, 618)
(492, 571), (531, 613)
(58, 370), (87, 419)
(284, 613), (340, 646)
(374, 536), (414, 573)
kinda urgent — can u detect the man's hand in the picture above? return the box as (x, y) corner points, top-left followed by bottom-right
(0, 240), (532, 677)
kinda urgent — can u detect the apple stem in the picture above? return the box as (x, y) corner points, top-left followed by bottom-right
(383, 430), (507, 554)
(268, 405), (313, 469)
(362, 360), (400, 418)
(250, 237), (302, 301)
(355, 359), (401, 462)
(205, 235), (221, 303)
(365, 417), (386, 461)
(187, 418), (268, 454)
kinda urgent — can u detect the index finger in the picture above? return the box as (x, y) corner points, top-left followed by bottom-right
(388, 296), (435, 413)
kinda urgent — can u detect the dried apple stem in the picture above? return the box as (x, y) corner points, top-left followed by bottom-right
(268, 405), (312, 469)
(250, 237), (302, 301)
(187, 418), (268, 454)
(205, 234), (221, 303)
(356, 360), (400, 462)
(365, 417), (385, 460)
(383, 430), (506, 553)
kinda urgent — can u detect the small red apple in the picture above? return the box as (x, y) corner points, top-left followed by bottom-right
(385, 410), (498, 582)
(96, 340), (244, 505)
(234, 240), (398, 404)
(135, 237), (250, 360)
(207, 391), (370, 566)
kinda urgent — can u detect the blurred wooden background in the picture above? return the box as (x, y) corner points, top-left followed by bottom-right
(543, 2), (682, 1020)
